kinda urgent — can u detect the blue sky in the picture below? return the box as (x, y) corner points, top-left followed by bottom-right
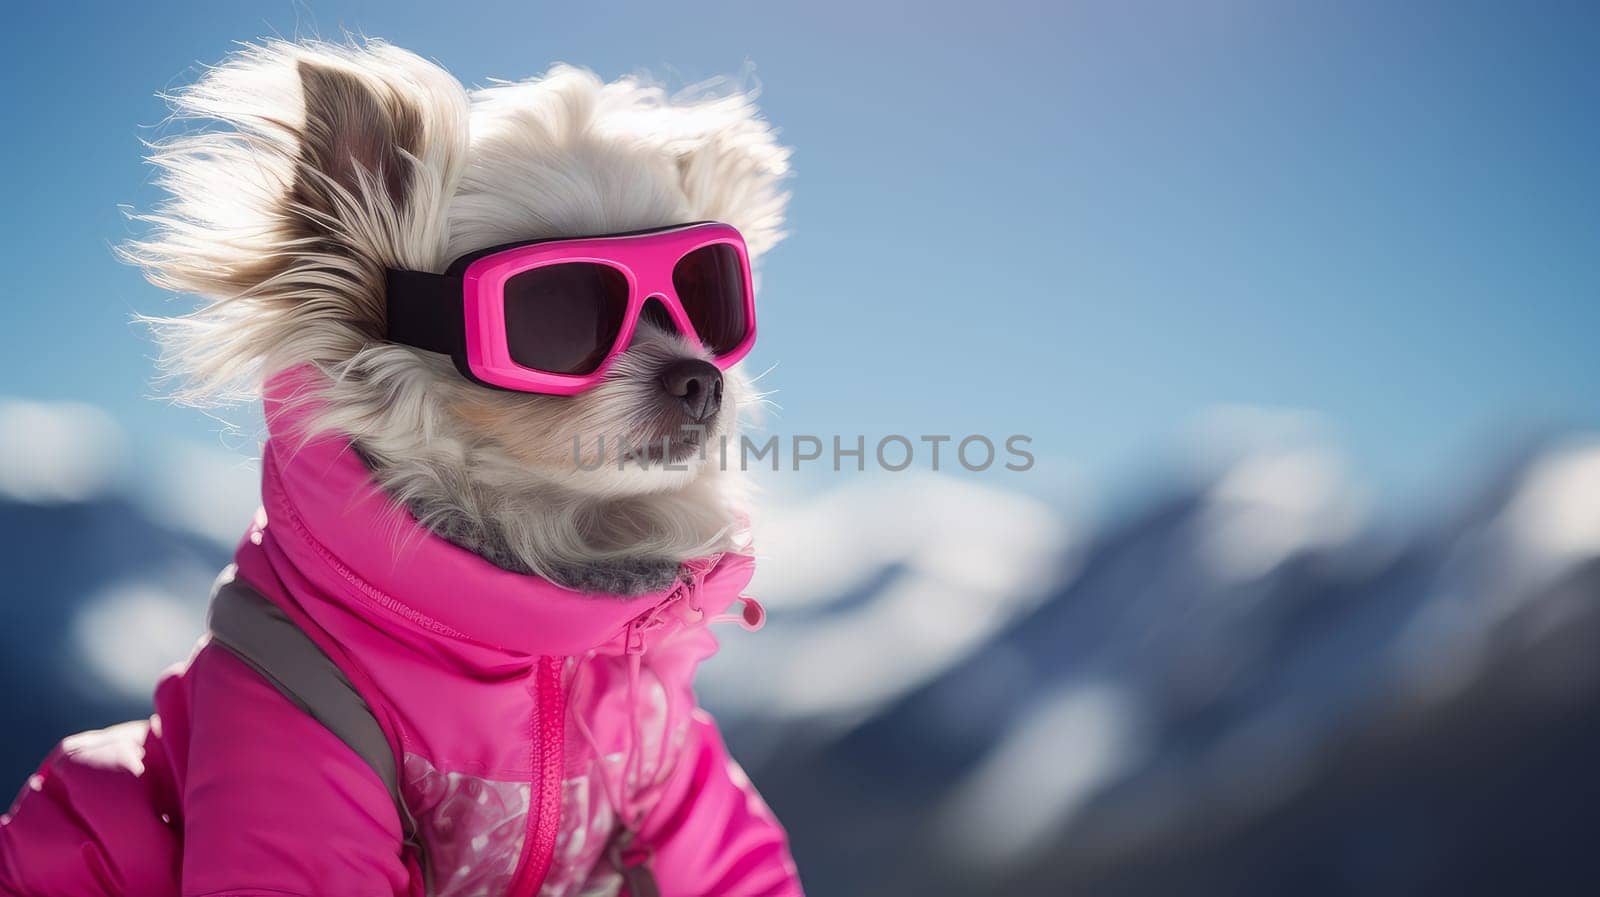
(2, 0), (1597, 510)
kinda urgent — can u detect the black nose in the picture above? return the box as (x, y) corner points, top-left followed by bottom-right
(659, 359), (724, 422)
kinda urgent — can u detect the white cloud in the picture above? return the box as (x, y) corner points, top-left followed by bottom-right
(1186, 405), (1331, 476)
(142, 442), (261, 546)
(1498, 439), (1600, 576)
(72, 580), (207, 699)
(0, 399), (125, 503)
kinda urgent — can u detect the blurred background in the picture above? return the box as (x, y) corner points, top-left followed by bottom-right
(3, 2), (1599, 895)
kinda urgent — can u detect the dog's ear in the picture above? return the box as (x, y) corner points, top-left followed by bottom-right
(668, 91), (792, 262)
(291, 58), (427, 225)
(128, 41), (468, 400)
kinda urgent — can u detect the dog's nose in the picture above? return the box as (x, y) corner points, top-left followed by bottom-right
(659, 359), (723, 422)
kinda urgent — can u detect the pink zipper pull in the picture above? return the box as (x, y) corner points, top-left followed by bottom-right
(739, 595), (766, 631)
(709, 595), (766, 631)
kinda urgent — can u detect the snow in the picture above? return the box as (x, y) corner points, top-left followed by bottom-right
(937, 682), (1143, 865)
(1196, 445), (1366, 583)
(704, 474), (1071, 724)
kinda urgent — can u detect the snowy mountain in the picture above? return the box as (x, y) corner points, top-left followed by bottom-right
(711, 440), (1600, 897)
(3, 399), (1598, 896)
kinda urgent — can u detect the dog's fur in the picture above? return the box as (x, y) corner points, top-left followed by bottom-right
(127, 41), (790, 594)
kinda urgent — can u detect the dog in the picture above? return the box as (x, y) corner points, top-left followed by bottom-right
(0, 40), (802, 897)
(132, 40), (790, 595)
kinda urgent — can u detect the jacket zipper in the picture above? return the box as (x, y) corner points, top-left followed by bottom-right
(266, 451), (710, 896)
(520, 582), (689, 896)
(507, 655), (567, 897)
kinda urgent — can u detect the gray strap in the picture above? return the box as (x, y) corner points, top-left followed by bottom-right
(207, 569), (411, 836)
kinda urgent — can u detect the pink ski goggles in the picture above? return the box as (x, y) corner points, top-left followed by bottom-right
(385, 222), (756, 394)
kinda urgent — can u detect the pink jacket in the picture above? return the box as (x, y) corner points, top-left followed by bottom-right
(0, 389), (801, 897)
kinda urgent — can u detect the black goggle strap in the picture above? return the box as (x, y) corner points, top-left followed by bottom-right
(384, 268), (466, 359)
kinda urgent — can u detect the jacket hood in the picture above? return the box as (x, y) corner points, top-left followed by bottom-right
(239, 369), (755, 661)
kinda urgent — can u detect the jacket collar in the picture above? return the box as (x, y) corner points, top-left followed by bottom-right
(239, 369), (752, 658)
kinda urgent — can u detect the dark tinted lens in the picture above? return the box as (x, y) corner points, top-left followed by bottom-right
(671, 244), (749, 355)
(503, 263), (630, 375)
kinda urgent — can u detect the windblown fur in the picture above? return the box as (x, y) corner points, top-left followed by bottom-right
(126, 40), (790, 594)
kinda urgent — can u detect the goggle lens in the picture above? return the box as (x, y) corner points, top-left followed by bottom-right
(671, 243), (750, 357)
(503, 262), (630, 375)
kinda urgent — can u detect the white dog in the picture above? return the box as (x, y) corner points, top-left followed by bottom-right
(132, 40), (790, 594)
(0, 40), (804, 897)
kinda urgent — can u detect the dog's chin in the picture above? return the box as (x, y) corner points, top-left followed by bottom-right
(539, 427), (723, 498)
(634, 427), (708, 464)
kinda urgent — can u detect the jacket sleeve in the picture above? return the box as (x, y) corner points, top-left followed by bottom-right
(633, 710), (802, 897)
(177, 643), (411, 897)
(0, 720), (182, 897)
